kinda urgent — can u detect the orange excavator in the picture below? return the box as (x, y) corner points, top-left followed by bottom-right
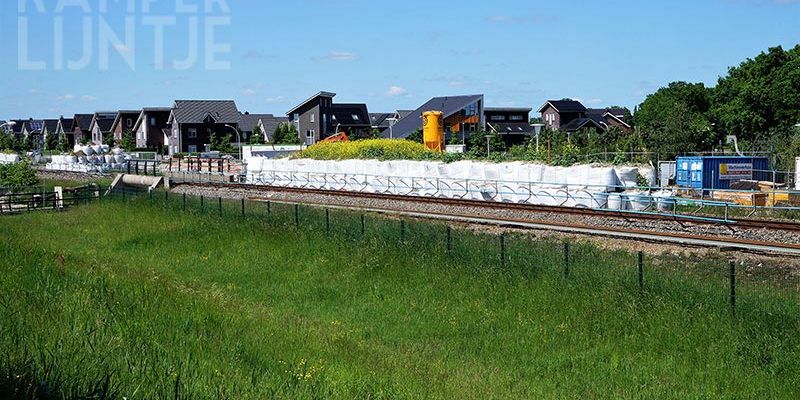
(321, 132), (349, 143)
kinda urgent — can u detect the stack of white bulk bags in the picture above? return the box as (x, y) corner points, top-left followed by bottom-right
(615, 167), (640, 189)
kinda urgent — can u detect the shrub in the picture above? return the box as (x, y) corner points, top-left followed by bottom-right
(296, 139), (437, 161)
(0, 160), (39, 188)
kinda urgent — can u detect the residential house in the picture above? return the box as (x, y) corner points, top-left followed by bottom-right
(285, 91), (371, 145)
(22, 119), (44, 148)
(167, 100), (241, 155)
(8, 120), (27, 139)
(238, 112), (288, 143)
(89, 112), (116, 144)
(484, 107), (535, 146)
(238, 112), (276, 142)
(386, 95), (484, 140)
(132, 107), (171, 150)
(110, 110), (141, 143)
(70, 114), (94, 145)
(257, 116), (289, 143)
(41, 119), (60, 149)
(539, 100), (632, 133)
(55, 116), (75, 147)
(369, 113), (397, 136)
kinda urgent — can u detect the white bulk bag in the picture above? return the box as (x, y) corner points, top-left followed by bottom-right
(615, 167), (640, 188)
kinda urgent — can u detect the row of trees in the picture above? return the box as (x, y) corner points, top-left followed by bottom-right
(635, 45), (800, 168)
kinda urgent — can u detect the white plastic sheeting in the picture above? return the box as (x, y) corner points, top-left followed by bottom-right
(245, 158), (676, 210)
(0, 153), (21, 164)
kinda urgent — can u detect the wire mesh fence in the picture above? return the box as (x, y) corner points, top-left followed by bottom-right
(18, 184), (800, 325)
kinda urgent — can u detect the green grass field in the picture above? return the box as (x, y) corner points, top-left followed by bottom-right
(1, 193), (799, 399)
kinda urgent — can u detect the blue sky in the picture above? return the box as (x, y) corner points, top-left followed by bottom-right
(1, 0), (798, 119)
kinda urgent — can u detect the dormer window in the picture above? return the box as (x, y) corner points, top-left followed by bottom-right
(351, 114), (359, 121)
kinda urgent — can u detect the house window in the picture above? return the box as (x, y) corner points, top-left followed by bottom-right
(188, 128), (197, 138)
(463, 102), (478, 117)
(351, 114), (359, 121)
(490, 115), (505, 121)
(150, 117), (157, 126)
(126, 118), (132, 127)
(306, 129), (314, 138)
(293, 113), (299, 122)
(510, 115), (524, 121)
(310, 113), (315, 123)
(188, 145), (197, 153)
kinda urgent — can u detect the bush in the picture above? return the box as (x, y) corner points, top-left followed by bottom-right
(296, 139), (437, 161)
(0, 160), (39, 189)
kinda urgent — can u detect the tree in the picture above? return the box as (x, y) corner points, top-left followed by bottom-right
(710, 45), (800, 145)
(119, 130), (136, 152)
(405, 129), (423, 144)
(45, 132), (58, 151)
(56, 133), (68, 153)
(273, 123), (301, 145)
(103, 131), (115, 146)
(249, 126), (264, 145)
(634, 81), (715, 159)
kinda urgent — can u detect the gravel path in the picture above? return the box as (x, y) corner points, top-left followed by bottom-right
(170, 183), (800, 247)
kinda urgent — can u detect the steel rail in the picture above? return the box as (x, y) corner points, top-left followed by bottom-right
(177, 181), (800, 233)
(249, 197), (800, 256)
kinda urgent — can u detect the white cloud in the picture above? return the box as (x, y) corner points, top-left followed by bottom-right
(57, 94), (76, 101)
(242, 88), (257, 96)
(265, 96), (288, 103)
(313, 51), (358, 62)
(385, 86), (407, 97)
(448, 80), (465, 88)
(80, 95), (97, 101)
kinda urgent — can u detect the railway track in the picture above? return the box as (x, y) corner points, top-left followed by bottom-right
(175, 182), (800, 255)
(181, 181), (800, 230)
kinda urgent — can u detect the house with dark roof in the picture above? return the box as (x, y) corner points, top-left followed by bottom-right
(257, 116), (289, 143)
(369, 113), (397, 135)
(41, 119), (60, 148)
(485, 107), (535, 146)
(386, 95), (484, 140)
(167, 100), (241, 155)
(89, 112), (117, 145)
(238, 112), (275, 141)
(111, 110), (141, 143)
(71, 114), (94, 145)
(9, 120), (27, 138)
(237, 112), (289, 143)
(539, 100), (632, 133)
(286, 92), (371, 145)
(55, 116), (75, 147)
(133, 108), (172, 150)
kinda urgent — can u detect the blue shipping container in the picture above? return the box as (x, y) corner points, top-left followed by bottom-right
(675, 156), (770, 191)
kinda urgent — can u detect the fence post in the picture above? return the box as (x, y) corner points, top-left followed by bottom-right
(241, 198), (245, 217)
(729, 261), (736, 311)
(563, 242), (570, 278)
(446, 226), (452, 252)
(500, 233), (506, 268)
(218, 197), (222, 215)
(360, 214), (365, 236)
(267, 201), (271, 221)
(200, 195), (204, 211)
(149, 190), (153, 202)
(165, 190), (168, 202)
(637, 251), (644, 290)
(400, 220), (405, 242)
(294, 204), (299, 227)
(325, 208), (330, 234)
(182, 193), (186, 211)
